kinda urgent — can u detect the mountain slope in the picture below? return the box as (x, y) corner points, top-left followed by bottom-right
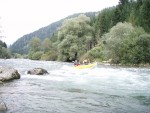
(10, 12), (97, 54)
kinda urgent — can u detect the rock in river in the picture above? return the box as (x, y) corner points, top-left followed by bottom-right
(0, 102), (7, 111)
(27, 68), (49, 75)
(0, 66), (20, 82)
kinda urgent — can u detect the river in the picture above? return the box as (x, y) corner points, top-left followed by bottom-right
(0, 59), (150, 113)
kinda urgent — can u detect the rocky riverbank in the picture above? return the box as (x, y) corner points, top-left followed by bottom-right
(0, 66), (21, 112)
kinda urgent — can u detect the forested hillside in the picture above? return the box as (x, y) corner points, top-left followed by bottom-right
(10, 0), (150, 65)
(10, 12), (96, 54)
(92, 0), (150, 64)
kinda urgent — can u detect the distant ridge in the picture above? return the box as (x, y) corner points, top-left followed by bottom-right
(10, 12), (97, 54)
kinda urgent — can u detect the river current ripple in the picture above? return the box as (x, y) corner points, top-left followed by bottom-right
(0, 59), (150, 113)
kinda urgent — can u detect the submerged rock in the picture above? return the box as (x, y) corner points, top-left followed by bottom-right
(0, 81), (3, 85)
(0, 66), (20, 82)
(27, 68), (49, 75)
(0, 102), (7, 111)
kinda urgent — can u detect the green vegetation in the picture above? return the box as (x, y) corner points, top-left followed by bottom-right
(102, 22), (149, 64)
(57, 14), (94, 61)
(9, 0), (150, 66)
(0, 40), (11, 58)
(10, 12), (96, 54)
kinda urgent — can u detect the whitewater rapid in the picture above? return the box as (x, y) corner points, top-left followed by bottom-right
(0, 59), (150, 113)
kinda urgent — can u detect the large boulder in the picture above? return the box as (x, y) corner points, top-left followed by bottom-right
(0, 102), (7, 111)
(27, 68), (49, 75)
(0, 66), (20, 82)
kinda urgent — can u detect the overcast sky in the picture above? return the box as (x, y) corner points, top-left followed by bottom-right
(0, 0), (119, 45)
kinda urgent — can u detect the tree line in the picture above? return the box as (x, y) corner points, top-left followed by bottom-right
(14, 0), (150, 65)
(0, 40), (11, 58)
(10, 12), (96, 55)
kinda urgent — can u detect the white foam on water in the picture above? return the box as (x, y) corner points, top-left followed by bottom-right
(22, 74), (65, 81)
(21, 62), (150, 91)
